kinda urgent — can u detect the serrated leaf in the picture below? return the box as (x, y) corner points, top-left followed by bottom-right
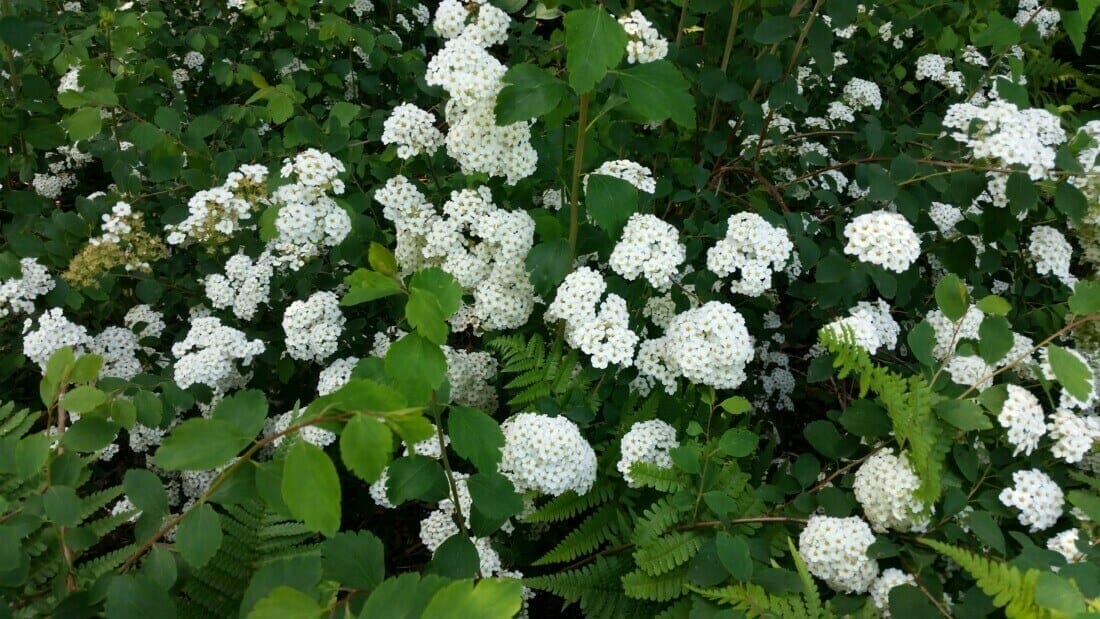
(176, 504), (222, 568)
(282, 441), (341, 536)
(585, 174), (638, 237)
(385, 455), (448, 505)
(342, 269), (403, 305)
(61, 386), (107, 414)
(495, 64), (567, 124)
(564, 8), (627, 93)
(322, 531), (385, 590)
(447, 406), (504, 472)
(340, 413), (393, 483)
(154, 419), (251, 471)
(616, 60), (695, 128)
(1069, 280), (1100, 315)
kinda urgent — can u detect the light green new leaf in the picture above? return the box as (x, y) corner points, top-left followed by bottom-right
(934, 273), (969, 321)
(247, 586), (323, 619)
(564, 8), (627, 94)
(283, 441), (341, 536)
(421, 578), (524, 619)
(342, 269), (403, 305)
(1069, 280), (1100, 315)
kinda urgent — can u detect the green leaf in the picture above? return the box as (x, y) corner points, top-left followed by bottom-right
(212, 390), (268, 438)
(719, 396), (752, 415)
(753, 16), (798, 43)
(64, 107), (103, 141)
(332, 379), (408, 412)
(154, 419), (251, 471)
(124, 469), (169, 517)
(15, 432), (49, 479)
(1080, 0), (1100, 27)
(385, 333), (448, 390)
(421, 578), (523, 619)
(803, 420), (857, 459)
(105, 574), (177, 619)
(907, 321), (937, 368)
(176, 504), (223, 568)
(44, 486), (81, 527)
(282, 441), (342, 536)
(427, 536), (480, 579)
(585, 174), (638, 237)
(935, 274), (969, 321)
(385, 455), (449, 505)
(1046, 345), (1095, 403)
(342, 269), (404, 305)
(267, 91), (294, 125)
(1036, 572), (1087, 615)
(328, 102), (360, 127)
(63, 417), (119, 452)
(1063, 10), (1086, 55)
(495, 64), (568, 124)
(973, 12), (1020, 47)
(1069, 280), (1100, 315)
(967, 511), (1005, 554)
(340, 413), (393, 483)
(69, 354), (104, 383)
(322, 531), (385, 590)
(715, 533), (753, 581)
(369, 243), (398, 276)
(467, 472), (523, 520)
(1068, 490), (1100, 521)
(247, 586), (323, 619)
(976, 295), (1011, 316)
(934, 400), (992, 431)
(361, 573), (450, 618)
(616, 60), (695, 128)
(239, 554), (323, 616)
(410, 268), (463, 318)
(717, 428), (757, 458)
(1054, 182), (1087, 222)
(978, 316), (1014, 365)
(406, 288), (450, 345)
(61, 386), (107, 414)
(447, 407), (504, 472)
(564, 8), (627, 93)
(525, 239), (572, 298)
(838, 399), (892, 437)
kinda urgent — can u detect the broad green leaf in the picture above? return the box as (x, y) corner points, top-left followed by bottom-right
(585, 174), (638, 237)
(975, 295), (1011, 316)
(124, 469), (169, 517)
(360, 573), (450, 618)
(69, 354), (104, 383)
(467, 472), (523, 520)
(328, 102), (360, 127)
(421, 578), (523, 619)
(105, 574), (177, 619)
(385, 455), (449, 505)
(934, 399), (992, 431)
(967, 511), (1005, 554)
(240, 554), (323, 617)
(1080, 0), (1100, 27)
(64, 107), (103, 141)
(495, 64), (568, 124)
(44, 486), (81, 526)
(978, 316), (1013, 364)
(340, 413), (393, 482)
(342, 269), (403, 305)
(564, 8), (627, 93)
(715, 533), (753, 581)
(322, 531), (385, 590)
(525, 239), (572, 298)
(61, 386), (107, 414)
(282, 441), (341, 536)
(907, 321), (937, 368)
(1063, 10), (1086, 55)
(409, 268), (463, 317)
(1035, 572), (1087, 615)
(1054, 182), (1087, 222)
(718, 428), (757, 458)
(385, 333), (448, 390)
(753, 16), (798, 44)
(154, 419), (252, 471)
(63, 417), (120, 452)
(1069, 280), (1100, 315)
(406, 288), (449, 345)
(176, 504), (223, 568)
(331, 379), (407, 412)
(15, 432), (50, 479)
(427, 535), (480, 579)
(616, 60), (695, 128)
(973, 12), (1020, 47)
(838, 399), (892, 437)
(368, 242), (398, 276)
(247, 587), (323, 619)
(447, 406), (504, 472)
(1046, 345), (1095, 403)
(720, 397), (752, 415)
(267, 91), (294, 125)
(212, 390), (268, 437)
(935, 273), (969, 321)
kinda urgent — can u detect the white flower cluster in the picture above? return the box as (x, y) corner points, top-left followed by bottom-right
(375, 178), (537, 330)
(636, 302), (755, 392)
(204, 251), (275, 321)
(33, 144), (93, 199)
(444, 347), (498, 410)
(609, 214), (685, 290)
(914, 54), (964, 93)
(1047, 529), (1086, 564)
(433, 0), (509, 46)
(545, 267), (638, 369)
(643, 294), (676, 329)
(1, 258), (54, 318)
(617, 419), (678, 487)
(269, 150), (352, 269)
(1028, 226), (1077, 288)
(822, 298), (900, 355)
(1014, 0), (1060, 38)
(945, 354), (995, 391)
(165, 163), (269, 245)
(586, 160), (657, 194)
(1048, 409), (1100, 463)
(618, 11), (668, 64)
(869, 568), (916, 617)
(926, 306), (984, 359)
(853, 450), (928, 532)
(943, 100), (1066, 180)
(381, 103), (444, 159)
(282, 291), (345, 363)
(317, 356), (359, 396)
(998, 385), (1046, 456)
(170, 316), (264, 391)
(91, 327), (141, 380)
(499, 413), (598, 496)
(843, 210), (920, 272)
(842, 78), (883, 111)
(929, 202), (964, 238)
(706, 213), (793, 296)
(22, 308), (92, 369)
(798, 515), (878, 594)
(58, 66), (82, 93)
(999, 468), (1064, 532)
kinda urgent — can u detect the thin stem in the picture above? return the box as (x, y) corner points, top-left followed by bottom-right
(431, 393), (475, 564)
(708, 0), (743, 131)
(691, 396), (719, 522)
(567, 92), (591, 262)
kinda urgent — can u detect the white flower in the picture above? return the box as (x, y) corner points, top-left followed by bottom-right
(585, 160), (656, 194)
(1028, 226), (1077, 288)
(707, 213), (792, 296)
(843, 210), (920, 273)
(1047, 409), (1100, 463)
(171, 317), (264, 392)
(382, 103), (444, 159)
(617, 419), (678, 487)
(999, 469), (1064, 532)
(0, 258), (55, 319)
(643, 301), (755, 390)
(609, 214), (685, 290)
(842, 77), (883, 110)
(853, 449), (929, 532)
(798, 515), (878, 594)
(870, 568), (916, 617)
(546, 267), (638, 368)
(822, 299), (900, 355)
(499, 413), (598, 496)
(998, 385), (1046, 456)
(618, 11), (668, 64)
(282, 291), (345, 363)
(1047, 529), (1087, 563)
(22, 308), (92, 369)
(943, 100), (1066, 180)
(318, 356), (359, 396)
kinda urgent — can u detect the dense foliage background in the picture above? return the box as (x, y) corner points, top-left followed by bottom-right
(2, 0), (1100, 616)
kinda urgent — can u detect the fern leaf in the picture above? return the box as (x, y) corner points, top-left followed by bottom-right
(525, 554), (632, 608)
(525, 485), (614, 523)
(621, 566), (689, 602)
(921, 538), (1046, 619)
(632, 498), (687, 546)
(534, 504), (620, 565)
(634, 532), (702, 576)
(789, 538), (825, 619)
(629, 462), (683, 492)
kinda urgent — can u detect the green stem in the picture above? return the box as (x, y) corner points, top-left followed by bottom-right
(568, 92), (591, 262)
(708, 0), (743, 131)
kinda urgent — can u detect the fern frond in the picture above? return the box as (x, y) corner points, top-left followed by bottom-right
(75, 542), (139, 587)
(524, 485), (614, 523)
(689, 582), (827, 619)
(631, 498), (687, 546)
(621, 566), (689, 602)
(629, 462), (683, 492)
(78, 484), (124, 521)
(921, 539), (1046, 619)
(525, 554), (633, 609)
(633, 531), (702, 576)
(789, 538), (825, 619)
(534, 504), (620, 566)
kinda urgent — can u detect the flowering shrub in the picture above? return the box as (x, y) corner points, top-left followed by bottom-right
(2, 0), (1100, 616)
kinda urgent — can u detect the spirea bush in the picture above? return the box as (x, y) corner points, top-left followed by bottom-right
(2, 0), (1100, 616)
